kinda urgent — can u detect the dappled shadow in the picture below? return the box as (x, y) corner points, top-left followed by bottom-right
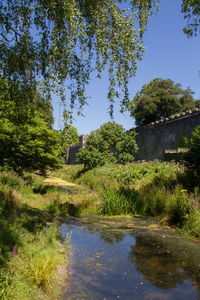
(0, 189), (61, 266)
(40, 184), (83, 195)
(74, 167), (89, 179)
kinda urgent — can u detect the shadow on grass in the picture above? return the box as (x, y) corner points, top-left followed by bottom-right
(74, 167), (89, 179)
(36, 184), (86, 195)
(0, 189), (67, 266)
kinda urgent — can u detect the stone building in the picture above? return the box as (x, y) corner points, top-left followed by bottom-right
(135, 108), (200, 161)
(66, 134), (87, 164)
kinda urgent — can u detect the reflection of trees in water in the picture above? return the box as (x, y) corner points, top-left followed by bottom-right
(67, 219), (200, 297)
(128, 232), (200, 298)
(88, 227), (126, 244)
(129, 235), (187, 289)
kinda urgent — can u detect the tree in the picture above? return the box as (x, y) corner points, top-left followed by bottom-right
(0, 0), (160, 117)
(128, 78), (196, 126)
(76, 122), (138, 169)
(0, 113), (61, 173)
(0, 77), (60, 173)
(60, 125), (79, 161)
(182, 0), (200, 37)
(1, 1), (200, 117)
(195, 100), (200, 108)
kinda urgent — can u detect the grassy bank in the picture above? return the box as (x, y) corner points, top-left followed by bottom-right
(52, 162), (200, 238)
(0, 171), (70, 300)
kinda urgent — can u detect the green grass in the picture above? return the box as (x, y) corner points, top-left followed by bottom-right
(0, 223), (70, 300)
(0, 171), (70, 300)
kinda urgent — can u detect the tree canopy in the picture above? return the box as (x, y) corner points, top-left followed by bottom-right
(0, 0), (199, 116)
(0, 0), (160, 116)
(128, 78), (197, 126)
(76, 122), (138, 169)
(0, 76), (61, 173)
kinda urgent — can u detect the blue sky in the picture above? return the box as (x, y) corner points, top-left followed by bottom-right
(53, 0), (200, 135)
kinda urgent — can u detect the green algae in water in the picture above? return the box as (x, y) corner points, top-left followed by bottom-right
(60, 217), (200, 300)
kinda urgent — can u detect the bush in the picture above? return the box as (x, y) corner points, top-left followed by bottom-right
(0, 114), (61, 174)
(76, 122), (137, 169)
(184, 125), (200, 177)
(77, 147), (116, 170)
(0, 171), (25, 190)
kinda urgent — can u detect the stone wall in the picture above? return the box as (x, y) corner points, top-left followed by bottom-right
(135, 108), (200, 161)
(66, 109), (200, 164)
(66, 134), (87, 164)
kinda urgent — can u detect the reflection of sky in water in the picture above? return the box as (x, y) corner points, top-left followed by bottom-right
(61, 223), (199, 300)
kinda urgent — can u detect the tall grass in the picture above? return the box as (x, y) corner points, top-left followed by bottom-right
(58, 162), (200, 237)
(0, 170), (70, 300)
(0, 223), (70, 300)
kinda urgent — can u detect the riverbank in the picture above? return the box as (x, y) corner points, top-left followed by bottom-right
(0, 172), (70, 300)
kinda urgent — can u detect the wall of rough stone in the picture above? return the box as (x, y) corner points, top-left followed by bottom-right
(66, 109), (200, 164)
(66, 134), (87, 164)
(135, 109), (200, 161)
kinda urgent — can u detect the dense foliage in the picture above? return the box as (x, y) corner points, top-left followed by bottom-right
(0, 77), (61, 173)
(76, 122), (138, 169)
(0, 113), (61, 173)
(128, 78), (197, 126)
(184, 125), (200, 177)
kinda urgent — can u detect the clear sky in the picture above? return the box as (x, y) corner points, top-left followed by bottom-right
(53, 0), (200, 135)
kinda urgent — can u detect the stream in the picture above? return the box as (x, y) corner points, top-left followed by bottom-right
(60, 216), (200, 300)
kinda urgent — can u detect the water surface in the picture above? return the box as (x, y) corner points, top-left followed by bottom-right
(60, 216), (200, 300)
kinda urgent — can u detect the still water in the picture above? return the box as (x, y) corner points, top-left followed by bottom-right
(60, 216), (200, 300)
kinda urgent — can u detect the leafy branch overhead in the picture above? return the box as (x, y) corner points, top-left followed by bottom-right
(0, 0), (159, 115)
(0, 0), (199, 115)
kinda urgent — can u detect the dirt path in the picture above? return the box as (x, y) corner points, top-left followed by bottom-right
(42, 177), (79, 187)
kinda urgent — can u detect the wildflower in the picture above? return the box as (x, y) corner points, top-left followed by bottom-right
(12, 245), (16, 257)
(195, 200), (198, 208)
(181, 189), (187, 192)
(54, 217), (56, 223)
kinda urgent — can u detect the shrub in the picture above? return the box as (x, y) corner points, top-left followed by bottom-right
(183, 209), (200, 237)
(76, 122), (137, 169)
(0, 171), (25, 190)
(184, 125), (200, 177)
